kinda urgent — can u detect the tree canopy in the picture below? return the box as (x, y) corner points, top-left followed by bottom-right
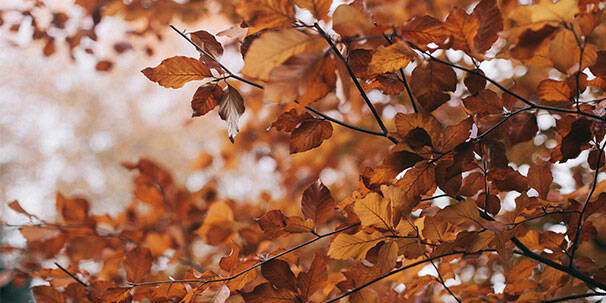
(3, 0), (606, 302)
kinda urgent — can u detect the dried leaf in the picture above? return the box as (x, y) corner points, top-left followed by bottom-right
(410, 61), (457, 112)
(332, 4), (372, 38)
(289, 114), (332, 153)
(301, 180), (336, 226)
(191, 83), (223, 117)
(218, 86), (245, 142)
(527, 160), (552, 199)
(124, 247), (152, 283)
(328, 231), (384, 260)
(235, 0), (295, 34)
(368, 41), (416, 74)
(354, 192), (392, 230)
(294, 0), (331, 21)
(141, 56), (211, 88)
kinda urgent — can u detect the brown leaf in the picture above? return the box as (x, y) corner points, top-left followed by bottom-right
(489, 168), (528, 193)
(527, 160), (552, 199)
(472, 0), (503, 53)
(332, 4), (372, 38)
(410, 61), (457, 112)
(56, 193), (89, 223)
(459, 172), (485, 196)
(289, 114), (332, 153)
(271, 109), (303, 132)
(437, 117), (472, 152)
(242, 29), (325, 80)
(588, 148), (605, 170)
(463, 70), (486, 95)
(354, 192), (393, 230)
(296, 252), (327, 301)
(141, 56), (211, 88)
(261, 259), (296, 290)
(444, 9), (479, 54)
(284, 216), (314, 233)
(301, 180), (336, 226)
(549, 30), (579, 74)
(8, 200), (33, 217)
(124, 247), (152, 282)
(399, 15), (448, 46)
(507, 112), (538, 144)
(191, 30), (224, 58)
(95, 60), (113, 72)
(394, 112), (442, 149)
(191, 83), (223, 117)
(265, 53), (336, 106)
(560, 118), (593, 162)
(590, 50), (606, 79)
(257, 209), (288, 239)
(368, 41), (416, 74)
(437, 199), (481, 226)
(241, 283), (299, 303)
(476, 193), (501, 216)
(34, 285), (65, 303)
(395, 162), (436, 202)
(328, 230), (384, 260)
(537, 79), (573, 103)
(218, 85), (245, 142)
(463, 89), (503, 114)
(294, 0), (331, 21)
(235, 0), (295, 34)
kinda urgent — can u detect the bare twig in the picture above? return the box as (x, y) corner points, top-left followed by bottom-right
(426, 253), (461, 303)
(54, 262), (87, 287)
(568, 141), (605, 267)
(169, 25), (399, 144)
(128, 223), (360, 287)
(313, 22), (390, 135)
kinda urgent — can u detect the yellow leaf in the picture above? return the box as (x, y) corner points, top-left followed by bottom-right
(509, 0), (578, 26)
(328, 231), (384, 260)
(242, 29), (325, 80)
(368, 41), (416, 74)
(141, 56), (211, 88)
(354, 192), (393, 230)
(235, 0), (295, 34)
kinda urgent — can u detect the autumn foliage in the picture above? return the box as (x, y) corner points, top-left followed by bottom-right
(4, 0), (606, 302)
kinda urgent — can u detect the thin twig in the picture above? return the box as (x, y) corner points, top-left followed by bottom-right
(314, 22), (390, 135)
(426, 253), (461, 303)
(325, 249), (502, 303)
(400, 39), (606, 123)
(568, 141), (605, 267)
(129, 223), (360, 287)
(508, 210), (581, 227)
(54, 262), (87, 287)
(381, 32), (418, 113)
(170, 25), (398, 144)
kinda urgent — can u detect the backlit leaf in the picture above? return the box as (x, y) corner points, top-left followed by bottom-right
(235, 0), (295, 34)
(191, 83), (223, 117)
(218, 85), (245, 142)
(289, 113), (333, 153)
(294, 0), (331, 21)
(527, 159), (552, 199)
(354, 192), (392, 230)
(368, 41), (416, 74)
(410, 61), (457, 112)
(332, 4), (372, 38)
(444, 9), (479, 54)
(124, 247), (152, 283)
(328, 231), (384, 260)
(141, 56), (211, 88)
(301, 180), (336, 226)
(242, 29), (325, 80)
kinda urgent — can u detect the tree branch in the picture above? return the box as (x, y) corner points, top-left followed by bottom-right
(568, 140), (605, 267)
(128, 223), (360, 287)
(169, 25), (398, 144)
(313, 22), (390, 135)
(381, 32), (418, 113)
(54, 262), (87, 287)
(400, 39), (606, 123)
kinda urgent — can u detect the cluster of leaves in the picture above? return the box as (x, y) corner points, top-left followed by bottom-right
(4, 0), (606, 302)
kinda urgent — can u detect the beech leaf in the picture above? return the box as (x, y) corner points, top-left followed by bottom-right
(141, 56), (212, 88)
(218, 86), (245, 143)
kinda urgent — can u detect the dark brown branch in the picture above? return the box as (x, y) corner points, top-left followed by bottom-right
(425, 253), (461, 303)
(325, 249), (502, 303)
(508, 210), (581, 227)
(313, 22), (390, 135)
(401, 39), (606, 123)
(542, 292), (606, 303)
(568, 141), (605, 267)
(381, 32), (418, 113)
(169, 25), (398, 144)
(129, 223), (360, 287)
(54, 262), (87, 287)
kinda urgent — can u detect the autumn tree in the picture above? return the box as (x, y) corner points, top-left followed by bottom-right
(3, 0), (606, 302)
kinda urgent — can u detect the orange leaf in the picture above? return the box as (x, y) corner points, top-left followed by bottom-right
(301, 180), (336, 226)
(294, 0), (331, 21)
(191, 83), (223, 117)
(537, 79), (573, 103)
(296, 252), (327, 301)
(472, 0), (503, 53)
(327, 230), (384, 260)
(8, 200), (33, 218)
(332, 4), (372, 38)
(261, 259), (296, 289)
(527, 159), (552, 199)
(241, 283), (299, 303)
(124, 247), (152, 282)
(368, 41), (416, 74)
(235, 0), (295, 34)
(399, 15), (448, 46)
(410, 61), (457, 112)
(141, 56), (211, 88)
(289, 114), (332, 153)
(444, 9), (479, 54)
